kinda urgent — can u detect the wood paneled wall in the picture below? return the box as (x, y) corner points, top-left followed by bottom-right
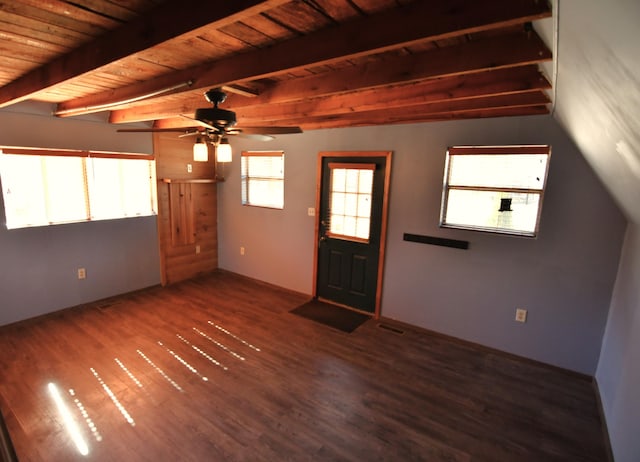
(154, 132), (218, 285)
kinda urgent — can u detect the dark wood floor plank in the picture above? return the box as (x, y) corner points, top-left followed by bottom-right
(0, 271), (606, 461)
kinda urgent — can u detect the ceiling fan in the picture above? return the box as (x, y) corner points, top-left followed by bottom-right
(117, 88), (303, 145)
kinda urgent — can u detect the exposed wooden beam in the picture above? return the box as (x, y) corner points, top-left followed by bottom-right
(229, 31), (552, 107)
(0, 0), (290, 108)
(153, 117), (205, 130)
(109, 31), (552, 124)
(62, 0), (550, 118)
(150, 66), (550, 128)
(298, 106), (550, 130)
(153, 106), (551, 131)
(232, 67), (550, 122)
(231, 92), (550, 127)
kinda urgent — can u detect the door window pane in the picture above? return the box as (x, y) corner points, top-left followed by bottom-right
(328, 165), (375, 241)
(358, 170), (373, 193)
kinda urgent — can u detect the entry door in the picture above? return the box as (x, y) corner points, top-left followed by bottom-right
(315, 152), (391, 315)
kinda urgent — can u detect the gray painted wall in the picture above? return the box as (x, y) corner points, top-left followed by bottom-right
(218, 114), (626, 375)
(0, 215), (161, 325)
(0, 104), (161, 326)
(552, 1), (640, 460)
(596, 225), (640, 462)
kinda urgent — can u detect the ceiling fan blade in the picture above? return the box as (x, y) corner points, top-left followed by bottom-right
(236, 126), (303, 135)
(235, 133), (275, 141)
(117, 127), (199, 133)
(180, 114), (218, 131)
(178, 131), (203, 138)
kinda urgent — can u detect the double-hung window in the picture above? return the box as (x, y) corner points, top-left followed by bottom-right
(241, 151), (284, 209)
(440, 145), (551, 237)
(0, 147), (156, 229)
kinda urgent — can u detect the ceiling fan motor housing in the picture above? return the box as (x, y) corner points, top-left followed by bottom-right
(195, 107), (237, 129)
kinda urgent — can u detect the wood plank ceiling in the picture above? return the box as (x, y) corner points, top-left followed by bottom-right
(0, 0), (553, 132)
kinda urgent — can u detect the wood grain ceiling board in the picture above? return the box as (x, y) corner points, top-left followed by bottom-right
(0, 0), (553, 129)
(57, 0), (551, 117)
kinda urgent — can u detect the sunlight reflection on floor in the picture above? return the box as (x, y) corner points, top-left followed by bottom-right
(43, 320), (261, 457)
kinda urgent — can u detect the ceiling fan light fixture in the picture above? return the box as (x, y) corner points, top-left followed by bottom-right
(216, 139), (232, 163)
(193, 137), (208, 162)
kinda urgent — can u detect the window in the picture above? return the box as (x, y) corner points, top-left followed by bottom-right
(241, 151), (284, 209)
(440, 145), (551, 237)
(327, 163), (374, 242)
(0, 147), (156, 229)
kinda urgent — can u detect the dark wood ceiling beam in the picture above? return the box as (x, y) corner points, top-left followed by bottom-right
(298, 106), (550, 130)
(227, 32), (552, 107)
(231, 67), (550, 122)
(154, 90), (549, 130)
(152, 117), (214, 130)
(0, 0), (290, 108)
(61, 0), (550, 118)
(149, 65), (549, 128)
(110, 31), (551, 124)
(153, 104), (551, 131)
(234, 91), (550, 126)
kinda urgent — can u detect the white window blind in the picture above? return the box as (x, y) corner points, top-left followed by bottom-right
(88, 157), (156, 221)
(241, 151), (284, 209)
(0, 148), (156, 229)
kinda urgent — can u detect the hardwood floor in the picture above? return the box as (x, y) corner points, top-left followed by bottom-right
(0, 271), (607, 461)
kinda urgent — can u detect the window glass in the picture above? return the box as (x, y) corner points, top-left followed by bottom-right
(0, 155), (48, 228)
(42, 156), (88, 224)
(0, 151), (156, 229)
(241, 151), (284, 209)
(444, 190), (541, 235)
(89, 158), (156, 220)
(448, 154), (548, 189)
(441, 146), (550, 237)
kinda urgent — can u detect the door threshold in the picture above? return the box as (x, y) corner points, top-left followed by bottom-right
(316, 297), (375, 317)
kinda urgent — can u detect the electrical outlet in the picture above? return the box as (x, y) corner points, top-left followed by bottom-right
(77, 268), (86, 280)
(187, 164), (193, 173)
(308, 207), (316, 217)
(240, 246), (245, 256)
(515, 308), (527, 323)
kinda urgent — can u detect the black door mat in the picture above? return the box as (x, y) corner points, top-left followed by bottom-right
(290, 299), (371, 333)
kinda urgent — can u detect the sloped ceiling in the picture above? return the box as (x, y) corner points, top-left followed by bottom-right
(553, 0), (640, 224)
